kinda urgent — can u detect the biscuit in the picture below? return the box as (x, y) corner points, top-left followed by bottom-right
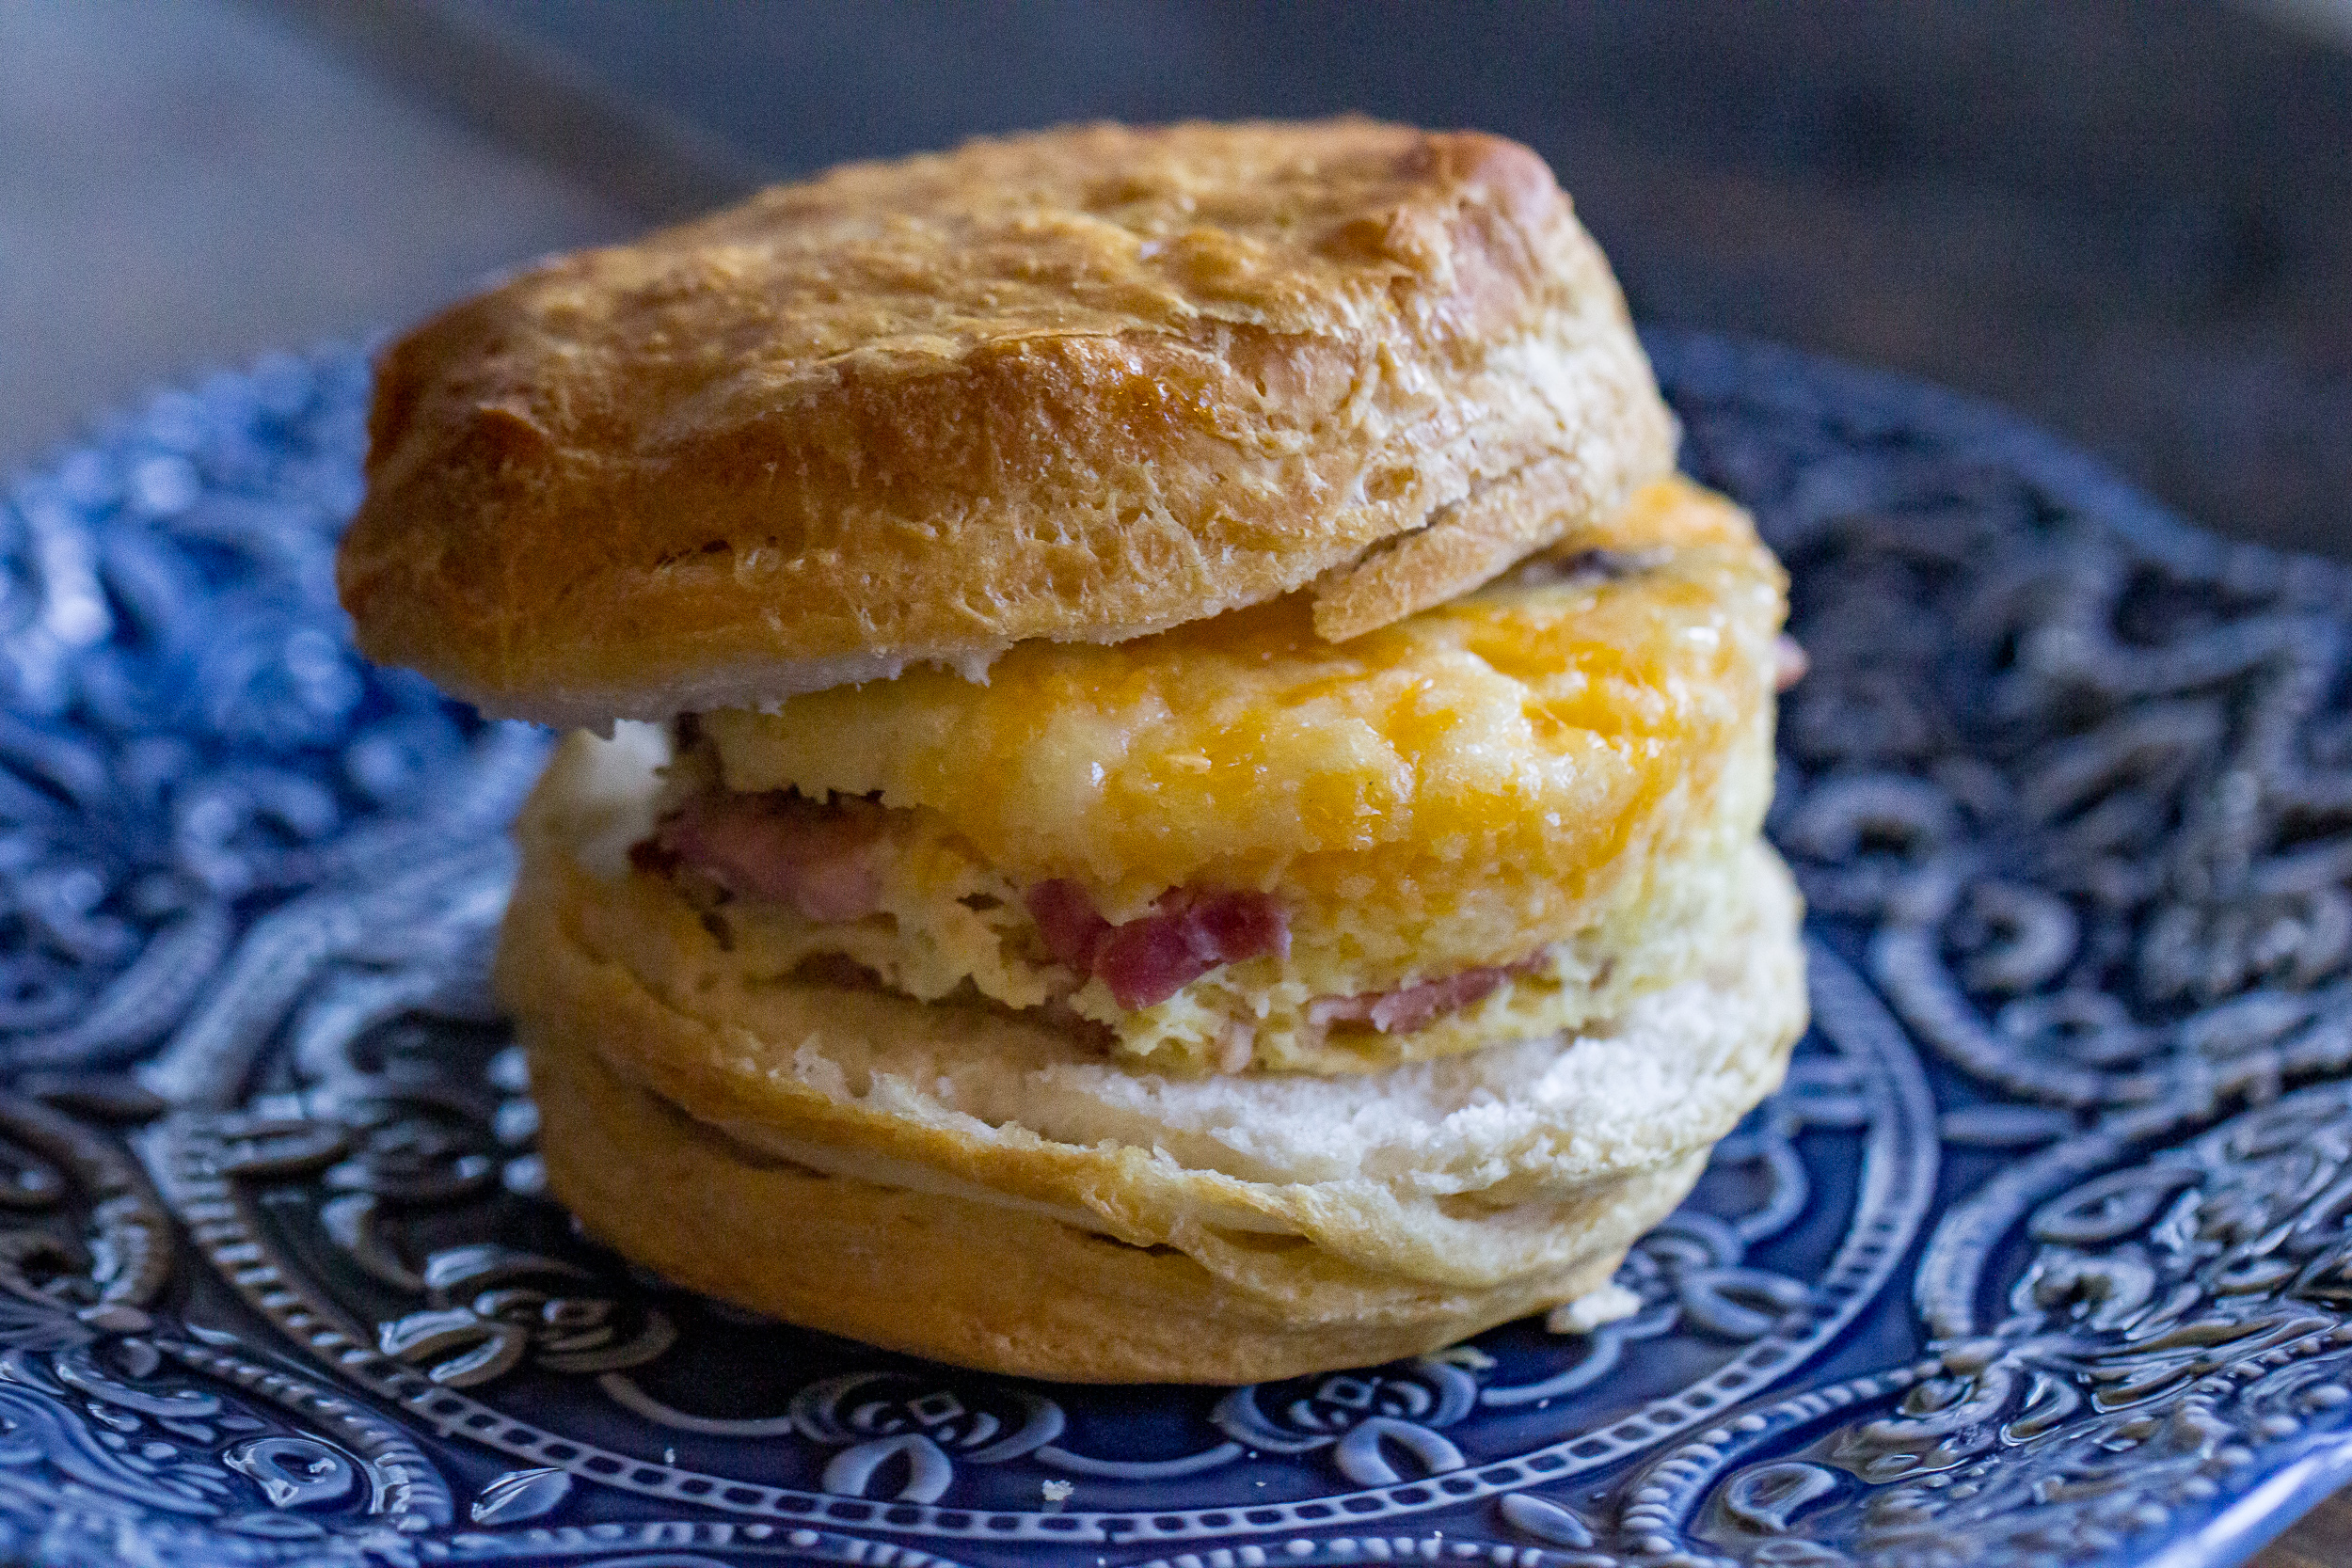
(505, 796), (1806, 1382)
(338, 119), (1677, 728)
(342, 119), (1803, 1383)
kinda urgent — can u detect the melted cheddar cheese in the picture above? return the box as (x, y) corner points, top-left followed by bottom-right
(709, 478), (1776, 901)
(691, 475), (1785, 1072)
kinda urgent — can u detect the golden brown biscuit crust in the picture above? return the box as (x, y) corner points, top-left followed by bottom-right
(497, 733), (1808, 1379)
(532, 1040), (1686, 1384)
(339, 119), (1677, 725)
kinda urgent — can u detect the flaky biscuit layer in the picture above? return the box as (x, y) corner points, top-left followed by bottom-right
(500, 795), (1806, 1378)
(532, 1039), (1693, 1384)
(340, 119), (1676, 725)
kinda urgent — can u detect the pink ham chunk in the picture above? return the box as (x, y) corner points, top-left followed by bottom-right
(1024, 879), (1291, 1010)
(1025, 879), (1114, 973)
(1307, 952), (1549, 1036)
(655, 790), (888, 922)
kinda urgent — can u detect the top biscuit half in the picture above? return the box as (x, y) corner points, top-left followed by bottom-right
(338, 119), (1678, 727)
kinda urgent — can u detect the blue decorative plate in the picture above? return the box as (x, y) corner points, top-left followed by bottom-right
(0, 331), (2345, 1568)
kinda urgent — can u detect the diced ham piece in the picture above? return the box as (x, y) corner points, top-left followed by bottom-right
(1025, 879), (1113, 973)
(1184, 890), (1291, 966)
(1024, 880), (1291, 1010)
(1307, 952), (1549, 1036)
(654, 790), (888, 923)
(1092, 915), (1216, 1010)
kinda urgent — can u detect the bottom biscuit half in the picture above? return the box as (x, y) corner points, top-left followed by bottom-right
(502, 766), (1808, 1383)
(530, 1037), (1708, 1384)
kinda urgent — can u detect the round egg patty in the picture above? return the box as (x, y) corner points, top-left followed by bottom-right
(630, 475), (1784, 1072)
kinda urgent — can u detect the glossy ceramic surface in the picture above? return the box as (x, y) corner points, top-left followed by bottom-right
(0, 333), (2342, 1566)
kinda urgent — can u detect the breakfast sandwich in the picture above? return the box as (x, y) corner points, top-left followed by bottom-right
(339, 119), (1806, 1384)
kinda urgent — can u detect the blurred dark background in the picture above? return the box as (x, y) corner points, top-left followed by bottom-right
(4, 0), (2349, 565)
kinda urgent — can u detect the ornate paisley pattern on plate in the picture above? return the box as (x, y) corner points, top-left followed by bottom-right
(0, 332), (2340, 1565)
